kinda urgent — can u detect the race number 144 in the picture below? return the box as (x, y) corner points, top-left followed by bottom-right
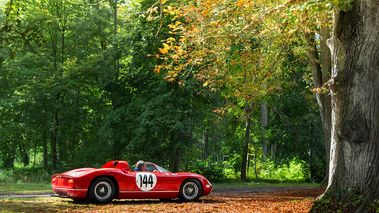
(136, 173), (157, 191)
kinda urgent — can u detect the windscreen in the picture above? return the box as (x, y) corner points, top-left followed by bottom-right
(155, 164), (170, 173)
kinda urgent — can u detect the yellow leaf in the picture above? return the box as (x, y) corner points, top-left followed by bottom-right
(167, 37), (176, 42)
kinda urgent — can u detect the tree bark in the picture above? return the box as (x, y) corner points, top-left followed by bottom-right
(18, 144), (29, 166)
(173, 147), (181, 173)
(204, 121), (210, 159)
(319, 25), (333, 186)
(185, 92), (194, 170)
(169, 131), (182, 173)
(241, 100), (253, 180)
(51, 108), (59, 171)
(4, 146), (16, 169)
(43, 131), (48, 170)
(326, 0), (379, 211)
(304, 27), (332, 186)
(261, 102), (268, 157)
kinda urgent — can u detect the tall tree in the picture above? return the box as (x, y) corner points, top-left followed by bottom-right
(154, 0), (305, 179)
(156, 2), (379, 210)
(325, 0), (379, 211)
(303, 13), (332, 186)
(0, 0), (113, 170)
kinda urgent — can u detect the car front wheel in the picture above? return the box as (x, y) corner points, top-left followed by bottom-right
(89, 177), (116, 203)
(179, 179), (202, 202)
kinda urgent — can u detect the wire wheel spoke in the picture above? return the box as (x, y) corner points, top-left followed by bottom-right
(183, 182), (198, 199)
(95, 181), (112, 199)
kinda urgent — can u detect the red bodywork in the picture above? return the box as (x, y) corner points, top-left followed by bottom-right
(52, 161), (212, 200)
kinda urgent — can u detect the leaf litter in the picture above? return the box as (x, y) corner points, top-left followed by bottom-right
(0, 187), (325, 212)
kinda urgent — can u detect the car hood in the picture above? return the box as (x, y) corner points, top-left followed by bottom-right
(174, 172), (207, 179)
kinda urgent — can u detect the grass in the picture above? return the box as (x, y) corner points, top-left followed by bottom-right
(0, 183), (53, 194)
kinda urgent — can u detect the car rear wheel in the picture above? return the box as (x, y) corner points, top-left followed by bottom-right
(179, 179), (202, 202)
(89, 177), (116, 203)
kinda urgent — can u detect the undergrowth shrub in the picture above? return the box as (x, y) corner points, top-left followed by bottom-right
(187, 159), (225, 182)
(259, 158), (310, 182)
(311, 189), (379, 213)
(0, 167), (51, 184)
(186, 157), (311, 183)
(222, 160), (240, 180)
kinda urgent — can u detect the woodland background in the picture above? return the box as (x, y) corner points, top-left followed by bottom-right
(0, 0), (327, 184)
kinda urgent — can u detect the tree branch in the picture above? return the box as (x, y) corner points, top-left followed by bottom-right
(235, 0), (306, 38)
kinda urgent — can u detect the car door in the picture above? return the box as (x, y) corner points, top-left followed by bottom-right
(146, 163), (180, 198)
(127, 163), (165, 198)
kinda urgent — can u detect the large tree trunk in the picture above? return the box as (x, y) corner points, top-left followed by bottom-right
(318, 25), (333, 186)
(326, 0), (379, 211)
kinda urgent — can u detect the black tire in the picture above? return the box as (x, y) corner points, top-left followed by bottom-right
(88, 177), (116, 203)
(178, 179), (203, 202)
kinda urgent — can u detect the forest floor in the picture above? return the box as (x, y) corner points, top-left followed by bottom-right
(0, 186), (326, 212)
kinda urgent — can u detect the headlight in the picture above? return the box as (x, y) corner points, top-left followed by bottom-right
(206, 179), (212, 188)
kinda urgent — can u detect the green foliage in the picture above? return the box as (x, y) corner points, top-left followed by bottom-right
(223, 153), (243, 177)
(185, 157), (312, 183)
(259, 158), (310, 182)
(264, 50), (326, 182)
(368, 200), (379, 213)
(311, 188), (379, 213)
(0, 0), (326, 186)
(0, 167), (51, 184)
(187, 158), (225, 182)
(326, 0), (354, 12)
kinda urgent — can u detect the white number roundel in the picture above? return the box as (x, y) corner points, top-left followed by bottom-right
(136, 173), (157, 191)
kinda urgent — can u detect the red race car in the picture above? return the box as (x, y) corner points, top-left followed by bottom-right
(51, 160), (212, 203)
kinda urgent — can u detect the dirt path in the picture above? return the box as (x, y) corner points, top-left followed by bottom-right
(212, 186), (313, 194)
(0, 193), (55, 198)
(0, 186), (313, 198)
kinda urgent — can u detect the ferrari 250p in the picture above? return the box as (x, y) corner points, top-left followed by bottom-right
(51, 161), (212, 203)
